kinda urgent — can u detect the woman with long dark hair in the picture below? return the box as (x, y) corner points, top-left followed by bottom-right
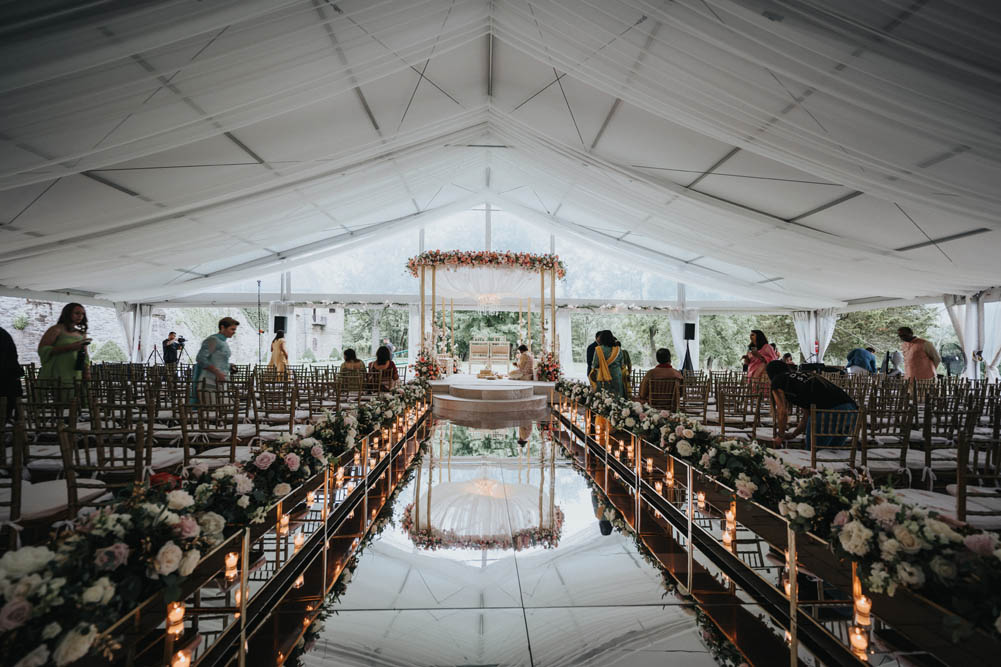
(369, 345), (399, 391)
(267, 330), (288, 375)
(37, 302), (91, 387)
(746, 329), (778, 393)
(589, 330), (624, 397)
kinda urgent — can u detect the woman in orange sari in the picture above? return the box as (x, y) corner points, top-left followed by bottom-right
(589, 331), (624, 397)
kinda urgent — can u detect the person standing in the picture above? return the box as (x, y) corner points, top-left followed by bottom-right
(585, 331), (601, 382)
(383, 338), (396, 356)
(191, 317), (238, 406)
(614, 337), (633, 398)
(746, 330), (778, 382)
(37, 302), (91, 389)
(897, 327), (940, 380)
(590, 330), (624, 397)
(268, 330), (289, 375)
(162, 331), (181, 364)
(846, 348), (876, 374)
(0, 325), (22, 422)
(638, 348), (684, 403)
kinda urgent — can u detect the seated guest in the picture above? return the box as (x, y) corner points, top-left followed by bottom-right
(781, 352), (796, 366)
(846, 347), (877, 374)
(341, 349), (364, 372)
(509, 344), (535, 380)
(638, 348), (683, 403)
(887, 350), (904, 377)
(368, 345), (399, 390)
(767, 361), (857, 448)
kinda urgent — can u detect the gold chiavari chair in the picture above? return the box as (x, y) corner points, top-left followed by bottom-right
(776, 404), (863, 471)
(680, 373), (710, 422)
(185, 384), (246, 469)
(647, 378), (681, 413)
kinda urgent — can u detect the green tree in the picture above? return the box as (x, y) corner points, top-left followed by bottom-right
(827, 306), (939, 363)
(90, 340), (127, 363)
(241, 307), (267, 335)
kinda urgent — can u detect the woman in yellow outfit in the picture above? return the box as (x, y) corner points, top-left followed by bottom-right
(37, 302), (91, 392)
(268, 330), (289, 375)
(588, 331), (624, 397)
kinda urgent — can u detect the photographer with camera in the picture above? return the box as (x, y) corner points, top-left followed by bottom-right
(37, 302), (91, 392)
(162, 331), (185, 364)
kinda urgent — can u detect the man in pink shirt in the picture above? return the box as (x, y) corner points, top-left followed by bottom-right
(897, 327), (940, 380)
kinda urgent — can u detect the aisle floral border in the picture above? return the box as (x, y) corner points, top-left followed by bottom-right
(406, 250), (567, 279)
(400, 504), (564, 551)
(555, 378), (1001, 641)
(0, 380), (431, 667)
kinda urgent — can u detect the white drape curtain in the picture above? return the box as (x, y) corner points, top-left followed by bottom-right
(407, 304), (421, 366)
(667, 308), (699, 370)
(816, 309), (838, 364)
(555, 310), (573, 373)
(435, 266), (540, 303)
(944, 294), (981, 379)
(114, 303), (136, 361)
(982, 292), (1001, 382)
(135, 304), (153, 364)
(791, 311), (814, 363)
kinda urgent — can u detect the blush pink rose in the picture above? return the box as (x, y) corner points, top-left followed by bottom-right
(963, 532), (998, 556)
(284, 453), (301, 472)
(94, 542), (130, 571)
(0, 599), (32, 631)
(833, 510), (849, 528)
(175, 515), (201, 539)
(254, 451), (276, 470)
(311, 445), (324, 461)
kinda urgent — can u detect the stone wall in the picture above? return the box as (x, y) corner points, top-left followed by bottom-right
(0, 297), (130, 366)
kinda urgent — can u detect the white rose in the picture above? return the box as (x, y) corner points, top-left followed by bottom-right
(682, 429), (694, 439)
(879, 538), (900, 561)
(675, 440), (693, 457)
(237, 495), (250, 508)
(81, 576), (115, 605)
(796, 503), (816, 519)
(866, 501), (901, 528)
(0, 546), (56, 577)
(233, 474), (254, 494)
(3, 573), (43, 600)
(178, 549), (201, 577)
(274, 483), (292, 497)
(166, 490), (194, 510)
(198, 512), (226, 537)
(838, 520), (873, 557)
(42, 622), (61, 640)
(52, 624), (97, 666)
(625, 417), (636, 428)
(929, 555), (956, 580)
(154, 542), (183, 576)
(922, 518), (963, 544)
(14, 645), (50, 667)
(895, 561), (926, 587)
(892, 524), (923, 554)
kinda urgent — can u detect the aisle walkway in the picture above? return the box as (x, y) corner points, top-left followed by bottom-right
(303, 422), (721, 667)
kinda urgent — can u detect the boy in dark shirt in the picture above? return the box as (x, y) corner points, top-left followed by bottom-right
(766, 361), (857, 447)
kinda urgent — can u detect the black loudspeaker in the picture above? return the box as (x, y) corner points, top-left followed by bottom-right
(273, 315), (287, 332)
(684, 322), (696, 340)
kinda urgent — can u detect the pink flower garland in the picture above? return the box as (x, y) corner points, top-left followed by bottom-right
(406, 250), (567, 279)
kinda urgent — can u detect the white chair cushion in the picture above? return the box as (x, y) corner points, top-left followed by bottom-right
(150, 448), (185, 469)
(190, 446), (253, 469)
(0, 479), (106, 521)
(894, 488), (1001, 530)
(774, 449), (852, 471)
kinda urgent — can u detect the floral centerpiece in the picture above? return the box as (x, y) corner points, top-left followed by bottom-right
(406, 250), (566, 279)
(413, 347), (441, 380)
(535, 350), (561, 381)
(400, 504), (564, 551)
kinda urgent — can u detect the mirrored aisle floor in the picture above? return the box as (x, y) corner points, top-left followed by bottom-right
(301, 420), (723, 667)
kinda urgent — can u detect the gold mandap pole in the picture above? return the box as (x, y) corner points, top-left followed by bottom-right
(539, 269), (545, 354)
(550, 266), (556, 359)
(420, 266), (426, 349)
(431, 266), (437, 351)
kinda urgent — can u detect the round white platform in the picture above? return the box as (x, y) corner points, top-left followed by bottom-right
(430, 377), (550, 418)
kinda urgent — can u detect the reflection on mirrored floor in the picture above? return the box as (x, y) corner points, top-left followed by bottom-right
(304, 421), (725, 666)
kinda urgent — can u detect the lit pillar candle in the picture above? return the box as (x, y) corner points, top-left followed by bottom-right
(854, 595), (872, 626)
(167, 601), (185, 637)
(306, 491), (316, 506)
(294, 532), (304, 553)
(850, 626), (868, 660)
(171, 651), (191, 667)
(646, 458), (653, 474)
(654, 481), (663, 494)
(666, 470), (674, 487)
(697, 491), (706, 510)
(224, 552), (238, 580)
(279, 514), (289, 536)
(294, 574), (304, 589)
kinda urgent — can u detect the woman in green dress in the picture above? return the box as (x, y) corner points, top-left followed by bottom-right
(589, 330), (624, 397)
(37, 302), (91, 391)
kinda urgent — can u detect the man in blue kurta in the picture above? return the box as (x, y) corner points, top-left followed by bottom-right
(190, 317), (239, 406)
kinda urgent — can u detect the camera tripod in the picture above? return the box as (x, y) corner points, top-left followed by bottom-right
(148, 341), (193, 365)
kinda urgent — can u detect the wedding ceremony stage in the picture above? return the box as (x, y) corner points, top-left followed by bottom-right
(2, 2), (1001, 667)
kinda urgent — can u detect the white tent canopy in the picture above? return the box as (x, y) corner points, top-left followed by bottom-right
(1, 0), (999, 312)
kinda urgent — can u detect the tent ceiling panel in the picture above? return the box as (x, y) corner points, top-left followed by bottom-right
(94, 133), (268, 170)
(90, 164), (275, 207)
